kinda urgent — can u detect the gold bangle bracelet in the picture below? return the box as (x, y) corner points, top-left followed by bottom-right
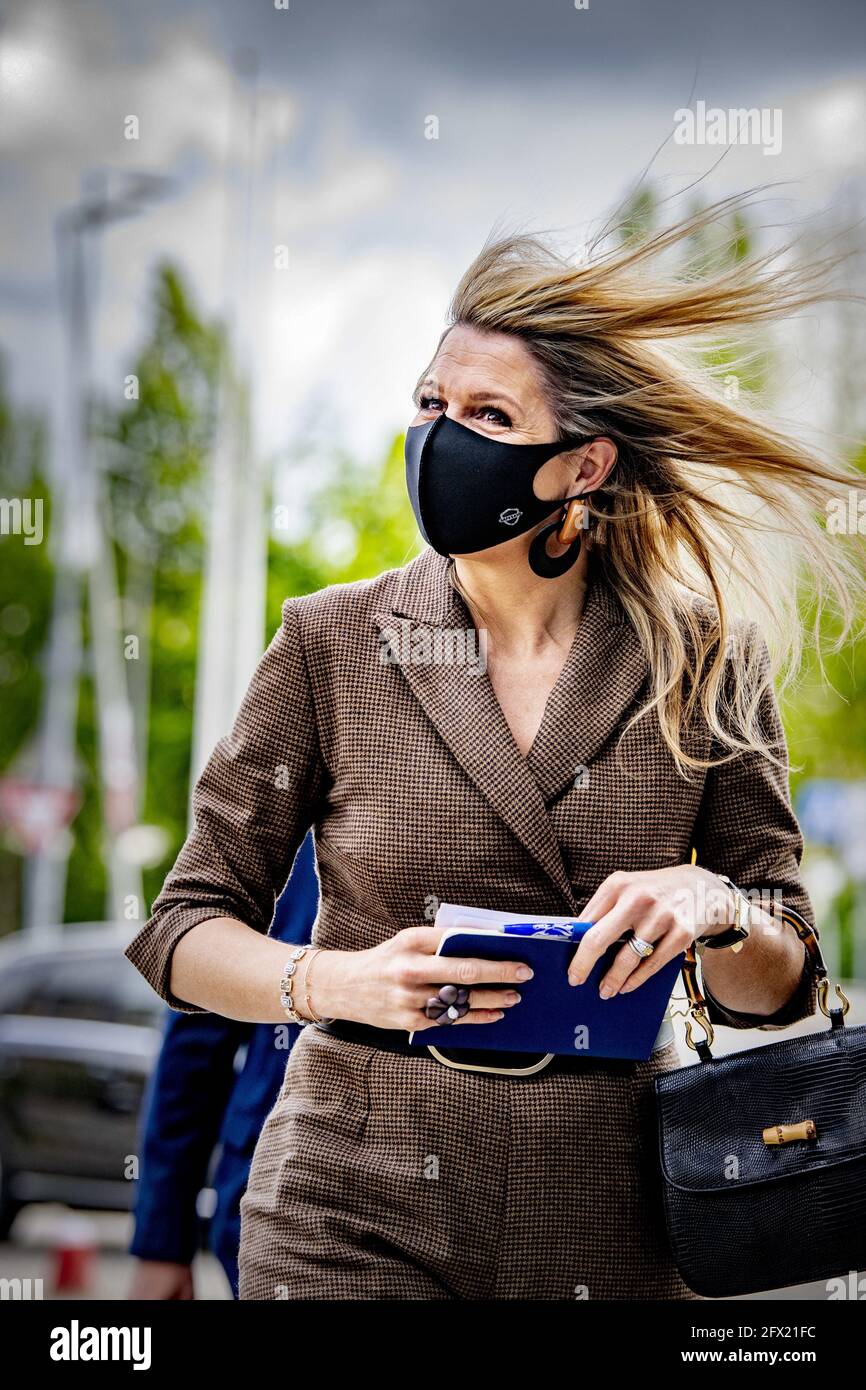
(303, 947), (334, 1025)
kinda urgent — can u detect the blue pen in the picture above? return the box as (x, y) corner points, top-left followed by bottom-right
(502, 922), (590, 940)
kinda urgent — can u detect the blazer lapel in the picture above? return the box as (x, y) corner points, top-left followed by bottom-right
(374, 550), (650, 910)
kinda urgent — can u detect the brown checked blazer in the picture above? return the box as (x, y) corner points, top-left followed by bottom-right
(125, 547), (817, 1300)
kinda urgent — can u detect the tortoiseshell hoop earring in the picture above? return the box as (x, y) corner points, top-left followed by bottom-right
(528, 497), (588, 579)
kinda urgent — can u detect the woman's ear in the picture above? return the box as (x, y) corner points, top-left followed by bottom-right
(534, 436), (618, 503)
(576, 437), (617, 493)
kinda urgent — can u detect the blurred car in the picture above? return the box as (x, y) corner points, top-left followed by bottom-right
(0, 925), (165, 1237)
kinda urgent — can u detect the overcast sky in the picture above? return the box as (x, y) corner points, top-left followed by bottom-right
(1, 0), (865, 487)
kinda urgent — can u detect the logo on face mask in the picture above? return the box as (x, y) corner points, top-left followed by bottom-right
(499, 508), (523, 526)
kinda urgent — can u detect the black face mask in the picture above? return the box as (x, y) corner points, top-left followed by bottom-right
(405, 413), (585, 559)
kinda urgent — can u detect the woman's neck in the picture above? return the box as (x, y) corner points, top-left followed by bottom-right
(452, 544), (590, 653)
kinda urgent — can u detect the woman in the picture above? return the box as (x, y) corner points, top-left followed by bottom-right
(126, 198), (864, 1300)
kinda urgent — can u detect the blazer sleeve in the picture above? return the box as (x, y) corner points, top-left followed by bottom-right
(691, 627), (818, 1031)
(124, 598), (328, 1012)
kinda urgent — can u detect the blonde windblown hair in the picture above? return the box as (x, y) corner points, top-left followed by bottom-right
(438, 192), (866, 775)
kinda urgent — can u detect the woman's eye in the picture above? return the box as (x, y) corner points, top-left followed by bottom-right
(478, 406), (512, 427)
(415, 395), (512, 428)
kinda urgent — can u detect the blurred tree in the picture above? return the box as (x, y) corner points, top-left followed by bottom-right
(614, 186), (657, 247)
(0, 358), (53, 768)
(784, 445), (866, 790)
(0, 359), (53, 935)
(269, 431), (420, 616)
(93, 265), (225, 918)
(5, 264), (231, 925)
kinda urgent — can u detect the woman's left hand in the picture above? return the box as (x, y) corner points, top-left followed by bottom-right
(568, 864), (735, 996)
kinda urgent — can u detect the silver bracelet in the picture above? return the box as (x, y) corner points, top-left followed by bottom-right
(280, 946), (311, 1025)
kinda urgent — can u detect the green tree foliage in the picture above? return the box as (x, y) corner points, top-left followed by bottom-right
(98, 266), (222, 919)
(0, 362), (54, 933)
(0, 265), (225, 926)
(784, 446), (866, 791)
(268, 433), (421, 621)
(0, 359), (53, 770)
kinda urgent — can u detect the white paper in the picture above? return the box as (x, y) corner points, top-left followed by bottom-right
(434, 901), (586, 932)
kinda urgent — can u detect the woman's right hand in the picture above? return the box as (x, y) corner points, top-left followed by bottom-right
(307, 926), (532, 1032)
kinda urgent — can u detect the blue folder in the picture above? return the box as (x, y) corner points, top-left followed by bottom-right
(409, 925), (681, 1062)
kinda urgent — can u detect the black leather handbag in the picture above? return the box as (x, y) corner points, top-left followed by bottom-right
(654, 906), (866, 1299)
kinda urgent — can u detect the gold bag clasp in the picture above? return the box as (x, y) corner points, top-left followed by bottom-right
(762, 1119), (817, 1146)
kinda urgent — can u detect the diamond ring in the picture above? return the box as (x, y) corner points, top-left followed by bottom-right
(626, 934), (655, 960)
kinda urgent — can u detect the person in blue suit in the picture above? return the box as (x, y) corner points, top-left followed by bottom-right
(127, 832), (318, 1299)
